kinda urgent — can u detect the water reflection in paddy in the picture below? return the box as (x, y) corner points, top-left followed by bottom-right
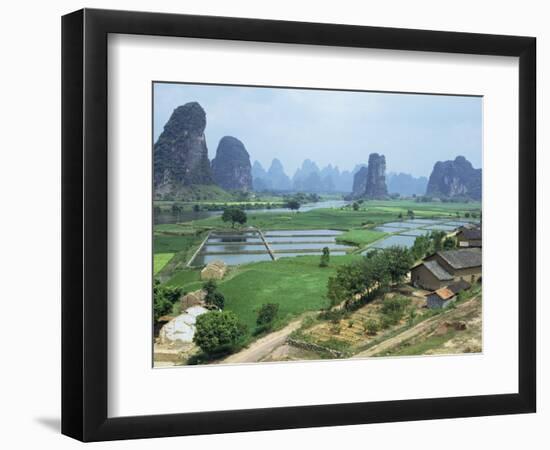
(423, 224), (458, 231)
(397, 229), (431, 237)
(191, 253), (272, 266)
(207, 237), (264, 244)
(403, 218), (441, 225)
(276, 251), (347, 258)
(368, 234), (417, 250)
(264, 229), (342, 237)
(382, 222), (422, 229)
(202, 244), (268, 253)
(266, 236), (337, 243)
(268, 242), (351, 251)
(374, 226), (408, 233)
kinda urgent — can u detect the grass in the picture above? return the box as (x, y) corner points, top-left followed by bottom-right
(153, 232), (207, 278)
(336, 229), (387, 247)
(154, 253), (174, 274)
(165, 254), (361, 332)
(154, 223), (198, 234)
(154, 234), (203, 254)
(379, 330), (458, 356)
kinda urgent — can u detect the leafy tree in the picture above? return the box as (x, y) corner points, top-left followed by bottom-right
(352, 202), (360, 211)
(222, 207), (247, 228)
(397, 212), (403, 219)
(430, 230), (447, 252)
(407, 209), (415, 219)
(193, 204), (201, 212)
(465, 212), (471, 218)
(256, 303), (279, 327)
(319, 246), (330, 267)
(327, 261), (367, 307)
(443, 237), (456, 250)
(382, 246), (414, 284)
(286, 199), (301, 212)
(411, 235), (431, 260)
(193, 311), (246, 355)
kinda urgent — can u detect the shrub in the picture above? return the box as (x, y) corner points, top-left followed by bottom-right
(203, 280), (225, 309)
(319, 247), (330, 267)
(256, 303), (279, 327)
(193, 311), (247, 355)
(364, 319), (379, 335)
(381, 296), (411, 315)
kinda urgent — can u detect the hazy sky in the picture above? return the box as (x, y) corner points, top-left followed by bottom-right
(153, 82), (482, 178)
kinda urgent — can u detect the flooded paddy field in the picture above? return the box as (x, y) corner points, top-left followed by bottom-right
(189, 229), (351, 267)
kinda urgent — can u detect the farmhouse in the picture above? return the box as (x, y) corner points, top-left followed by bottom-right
(456, 226), (482, 248)
(411, 249), (481, 291)
(426, 279), (471, 309)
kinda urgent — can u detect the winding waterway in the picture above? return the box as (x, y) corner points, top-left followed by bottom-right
(154, 199), (349, 225)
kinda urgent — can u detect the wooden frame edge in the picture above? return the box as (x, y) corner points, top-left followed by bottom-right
(61, 8), (536, 442)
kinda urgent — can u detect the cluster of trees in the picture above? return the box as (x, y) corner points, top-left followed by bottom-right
(282, 192), (321, 212)
(397, 210), (415, 219)
(153, 280), (184, 322)
(411, 231), (456, 260)
(327, 246), (413, 309)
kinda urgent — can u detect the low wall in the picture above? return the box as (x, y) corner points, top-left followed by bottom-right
(287, 338), (346, 358)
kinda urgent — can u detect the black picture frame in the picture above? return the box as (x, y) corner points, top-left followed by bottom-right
(62, 8), (536, 442)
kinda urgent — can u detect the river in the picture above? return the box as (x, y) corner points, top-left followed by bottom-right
(154, 199), (350, 225)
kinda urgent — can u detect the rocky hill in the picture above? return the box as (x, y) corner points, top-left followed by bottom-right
(426, 156), (481, 200)
(364, 153), (388, 199)
(153, 102), (213, 198)
(211, 136), (253, 191)
(351, 166), (368, 198)
(267, 159), (292, 191)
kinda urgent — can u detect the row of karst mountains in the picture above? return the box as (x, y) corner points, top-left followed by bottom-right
(154, 102), (481, 201)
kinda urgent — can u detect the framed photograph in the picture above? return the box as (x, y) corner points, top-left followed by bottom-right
(62, 8), (536, 442)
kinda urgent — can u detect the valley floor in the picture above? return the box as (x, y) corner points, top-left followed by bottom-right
(152, 198), (482, 367)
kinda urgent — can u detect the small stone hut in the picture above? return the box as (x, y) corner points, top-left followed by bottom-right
(200, 260), (227, 281)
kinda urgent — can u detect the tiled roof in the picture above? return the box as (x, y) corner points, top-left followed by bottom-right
(423, 260), (454, 281)
(458, 228), (482, 240)
(432, 287), (456, 300)
(437, 249), (482, 269)
(447, 279), (471, 294)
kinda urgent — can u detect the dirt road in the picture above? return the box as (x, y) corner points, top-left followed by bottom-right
(353, 296), (479, 358)
(221, 318), (303, 364)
